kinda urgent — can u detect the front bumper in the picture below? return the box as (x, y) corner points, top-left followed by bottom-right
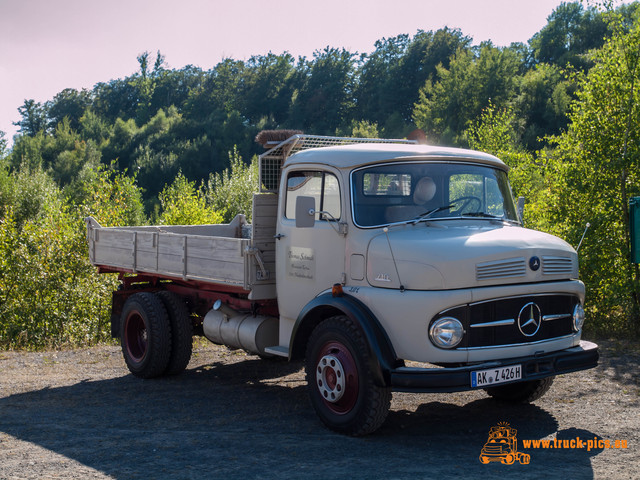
(390, 340), (599, 393)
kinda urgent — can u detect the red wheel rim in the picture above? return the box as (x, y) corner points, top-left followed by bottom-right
(124, 312), (147, 362)
(315, 341), (359, 415)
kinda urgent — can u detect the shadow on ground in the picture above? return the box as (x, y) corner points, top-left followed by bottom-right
(0, 356), (601, 480)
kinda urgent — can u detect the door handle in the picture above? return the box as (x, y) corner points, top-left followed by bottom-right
(274, 233), (286, 240)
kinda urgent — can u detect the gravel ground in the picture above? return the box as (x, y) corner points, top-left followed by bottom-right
(0, 337), (638, 480)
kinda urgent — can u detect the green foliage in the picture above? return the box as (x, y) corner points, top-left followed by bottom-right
(539, 10), (640, 335)
(73, 165), (147, 227)
(0, 163), (61, 226)
(290, 47), (357, 134)
(356, 28), (471, 134)
(0, 208), (117, 349)
(464, 104), (546, 226)
(413, 42), (522, 145)
(0, 131), (7, 160)
(159, 172), (223, 225)
(530, 2), (608, 70)
(346, 120), (380, 139)
(513, 64), (574, 150)
(206, 148), (259, 223)
(46, 88), (92, 132)
(0, 161), (145, 349)
(13, 99), (48, 136)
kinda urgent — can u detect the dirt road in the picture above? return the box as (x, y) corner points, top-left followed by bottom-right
(0, 338), (637, 479)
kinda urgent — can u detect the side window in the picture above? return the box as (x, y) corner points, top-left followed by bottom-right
(285, 171), (341, 220)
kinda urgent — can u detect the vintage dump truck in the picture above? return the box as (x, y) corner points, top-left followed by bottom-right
(86, 133), (599, 435)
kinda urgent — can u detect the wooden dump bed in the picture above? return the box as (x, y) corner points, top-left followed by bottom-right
(86, 194), (278, 300)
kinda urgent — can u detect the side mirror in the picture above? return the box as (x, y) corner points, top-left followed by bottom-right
(517, 196), (525, 223)
(295, 196), (316, 228)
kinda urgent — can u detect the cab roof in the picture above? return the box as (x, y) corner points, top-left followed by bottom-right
(283, 143), (508, 171)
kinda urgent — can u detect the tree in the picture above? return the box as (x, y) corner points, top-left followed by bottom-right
(289, 47), (357, 134)
(133, 50), (167, 125)
(45, 88), (92, 131)
(0, 131), (7, 160)
(92, 78), (140, 122)
(396, 28), (472, 122)
(541, 9), (640, 334)
(239, 53), (298, 126)
(150, 65), (206, 118)
(355, 34), (410, 127)
(185, 58), (246, 121)
(14, 99), (48, 136)
(356, 29), (471, 135)
(413, 42), (521, 145)
(464, 103), (545, 224)
(530, 2), (608, 70)
(514, 64), (574, 149)
(158, 172), (223, 225)
(206, 147), (259, 223)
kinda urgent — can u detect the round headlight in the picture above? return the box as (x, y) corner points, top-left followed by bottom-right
(573, 303), (585, 332)
(429, 317), (464, 349)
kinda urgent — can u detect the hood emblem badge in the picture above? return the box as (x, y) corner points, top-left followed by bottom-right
(529, 256), (541, 271)
(375, 273), (392, 282)
(518, 302), (542, 337)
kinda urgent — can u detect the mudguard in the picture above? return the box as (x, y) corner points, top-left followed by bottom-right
(290, 292), (401, 387)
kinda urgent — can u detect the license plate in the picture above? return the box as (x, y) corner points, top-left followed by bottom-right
(471, 364), (522, 388)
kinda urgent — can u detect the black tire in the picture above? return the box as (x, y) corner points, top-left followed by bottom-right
(305, 315), (391, 436)
(485, 376), (554, 403)
(120, 292), (171, 379)
(157, 290), (193, 375)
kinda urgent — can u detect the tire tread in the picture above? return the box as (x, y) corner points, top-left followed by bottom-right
(121, 292), (171, 379)
(157, 290), (193, 375)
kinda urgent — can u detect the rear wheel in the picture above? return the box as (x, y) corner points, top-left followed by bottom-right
(305, 315), (391, 436)
(485, 377), (554, 403)
(157, 290), (193, 375)
(120, 292), (171, 379)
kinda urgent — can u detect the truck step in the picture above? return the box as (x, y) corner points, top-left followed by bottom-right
(264, 345), (289, 358)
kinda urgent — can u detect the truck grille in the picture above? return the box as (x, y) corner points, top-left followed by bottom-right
(476, 258), (527, 281)
(433, 294), (579, 349)
(542, 256), (573, 275)
(466, 295), (576, 348)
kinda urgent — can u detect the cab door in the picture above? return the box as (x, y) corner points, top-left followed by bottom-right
(275, 168), (346, 339)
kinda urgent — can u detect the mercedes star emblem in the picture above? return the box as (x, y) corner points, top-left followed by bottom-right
(518, 302), (542, 337)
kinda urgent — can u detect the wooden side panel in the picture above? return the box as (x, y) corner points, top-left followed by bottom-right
(88, 221), (249, 287)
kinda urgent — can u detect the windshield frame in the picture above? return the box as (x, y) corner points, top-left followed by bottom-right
(349, 160), (519, 229)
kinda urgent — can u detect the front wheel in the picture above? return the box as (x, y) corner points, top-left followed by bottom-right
(485, 377), (554, 403)
(305, 315), (391, 436)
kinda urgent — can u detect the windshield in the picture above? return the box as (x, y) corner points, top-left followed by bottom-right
(351, 162), (518, 227)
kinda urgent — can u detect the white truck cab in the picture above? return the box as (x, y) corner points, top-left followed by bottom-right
(87, 134), (598, 435)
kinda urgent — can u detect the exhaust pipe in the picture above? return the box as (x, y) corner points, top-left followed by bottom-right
(202, 300), (278, 356)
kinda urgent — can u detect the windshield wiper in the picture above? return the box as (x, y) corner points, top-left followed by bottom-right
(409, 204), (455, 224)
(461, 212), (519, 224)
(461, 212), (501, 218)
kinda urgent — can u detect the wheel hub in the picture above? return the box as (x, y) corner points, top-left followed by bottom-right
(316, 355), (345, 403)
(125, 313), (148, 362)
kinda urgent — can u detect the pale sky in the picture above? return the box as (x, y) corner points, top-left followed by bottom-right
(0, 0), (576, 144)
